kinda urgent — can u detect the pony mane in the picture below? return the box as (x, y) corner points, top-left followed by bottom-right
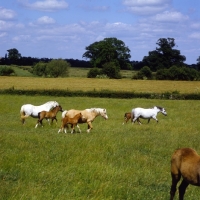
(88, 108), (105, 113)
(155, 106), (163, 110)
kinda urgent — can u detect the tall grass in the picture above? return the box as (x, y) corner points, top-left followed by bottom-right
(1, 95), (200, 199)
(1, 77), (200, 94)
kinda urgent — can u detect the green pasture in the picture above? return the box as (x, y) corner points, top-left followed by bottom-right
(1, 95), (200, 200)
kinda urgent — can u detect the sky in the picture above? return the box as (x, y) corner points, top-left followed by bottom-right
(0, 0), (200, 65)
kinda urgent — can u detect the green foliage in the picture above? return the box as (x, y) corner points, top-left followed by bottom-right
(32, 62), (47, 77)
(143, 38), (186, 71)
(2, 87), (200, 100)
(33, 59), (70, 78)
(102, 62), (121, 79)
(133, 66), (152, 80)
(46, 59), (70, 78)
(156, 65), (199, 81)
(87, 67), (101, 78)
(7, 48), (21, 64)
(0, 66), (15, 76)
(83, 37), (131, 70)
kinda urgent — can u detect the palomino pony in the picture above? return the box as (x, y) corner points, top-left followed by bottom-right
(20, 101), (59, 124)
(122, 112), (141, 125)
(62, 108), (108, 133)
(131, 106), (167, 124)
(58, 112), (83, 134)
(170, 148), (200, 200)
(35, 105), (63, 128)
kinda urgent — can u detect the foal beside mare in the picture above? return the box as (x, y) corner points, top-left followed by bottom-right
(122, 112), (141, 125)
(170, 148), (200, 200)
(35, 105), (63, 128)
(58, 112), (83, 133)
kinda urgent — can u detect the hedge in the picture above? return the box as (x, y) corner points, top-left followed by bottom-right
(1, 88), (200, 100)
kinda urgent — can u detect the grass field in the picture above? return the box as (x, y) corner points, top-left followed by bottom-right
(1, 76), (200, 94)
(1, 94), (200, 200)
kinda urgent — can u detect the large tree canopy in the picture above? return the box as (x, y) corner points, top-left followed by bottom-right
(82, 37), (131, 69)
(143, 38), (186, 71)
(7, 48), (21, 64)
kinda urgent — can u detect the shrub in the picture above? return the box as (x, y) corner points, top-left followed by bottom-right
(0, 66), (15, 76)
(102, 62), (121, 79)
(132, 66), (152, 80)
(46, 59), (70, 78)
(32, 62), (47, 77)
(87, 68), (101, 78)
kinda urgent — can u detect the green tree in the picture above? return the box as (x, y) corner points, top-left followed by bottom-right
(82, 37), (131, 70)
(7, 48), (21, 64)
(87, 67), (101, 78)
(32, 62), (47, 77)
(46, 59), (70, 78)
(102, 62), (121, 79)
(143, 38), (186, 71)
(133, 66), (152, 80)
(0, 66), (15, 76)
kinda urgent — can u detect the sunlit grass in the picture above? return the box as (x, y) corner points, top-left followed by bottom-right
(1, 76), (200, 94)
(1, 95), (200, 199)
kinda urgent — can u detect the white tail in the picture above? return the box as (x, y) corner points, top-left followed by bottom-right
(62, 110), (68, 118)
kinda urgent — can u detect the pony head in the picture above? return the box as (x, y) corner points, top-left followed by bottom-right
(99, 108), (108, 119)
(155, 106), (167, 116)
(90, 108), (108, 119)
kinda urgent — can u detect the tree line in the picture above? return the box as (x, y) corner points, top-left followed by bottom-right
(1, 37), (200, 80)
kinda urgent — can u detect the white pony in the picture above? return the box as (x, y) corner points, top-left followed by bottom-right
(61, 108), (108, 133)
(131, 106), (167, 124)
(20, 101), (59, 124)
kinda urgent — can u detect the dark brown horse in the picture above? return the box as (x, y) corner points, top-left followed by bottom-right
(58, 112), (83, 134)
(170, 148), (200, 200)
(35, 105), (63, 128)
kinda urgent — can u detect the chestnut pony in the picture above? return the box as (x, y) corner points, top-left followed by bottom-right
(62, 108), (108, 133)
(170, 148), (200, 200)
(58, 112), (83, 134)
(35, 105), (63, 128)
(122, 112), (141, 125)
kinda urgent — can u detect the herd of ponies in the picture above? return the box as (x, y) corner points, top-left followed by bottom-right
(19, 100), (200, 199)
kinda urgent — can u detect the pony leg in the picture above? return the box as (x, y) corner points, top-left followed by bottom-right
(152, 116), (158, 123)
(170, 172), (181, 200)
(87, 122), (92, 133)
(178, 180), (189, 200)
(137, 118), (142, 125)
(76, 124), (81, 133)
(71, 124), (75, 134)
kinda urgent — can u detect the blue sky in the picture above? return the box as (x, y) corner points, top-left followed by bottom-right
(0, 0), (200, 64)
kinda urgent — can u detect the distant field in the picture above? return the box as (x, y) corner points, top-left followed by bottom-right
(1, 76), (200, 94)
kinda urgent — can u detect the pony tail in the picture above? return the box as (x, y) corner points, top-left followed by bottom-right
(62, 110), (68, 118)
(38, 112), (41, 118)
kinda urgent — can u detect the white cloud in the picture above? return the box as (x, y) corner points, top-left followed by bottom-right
(189, 32), (200, 39)
(153, 11), (189, 22)
(191, 22), (200, 29)
(37, 16), (56, 24)
(123, 0), (170, 15)
(0, 7), (16, 20)
(79, 5), (109, 12)
(123, 0), (170, 6)
(0, 32), (7, 37)
(20, 0), (69, 12)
